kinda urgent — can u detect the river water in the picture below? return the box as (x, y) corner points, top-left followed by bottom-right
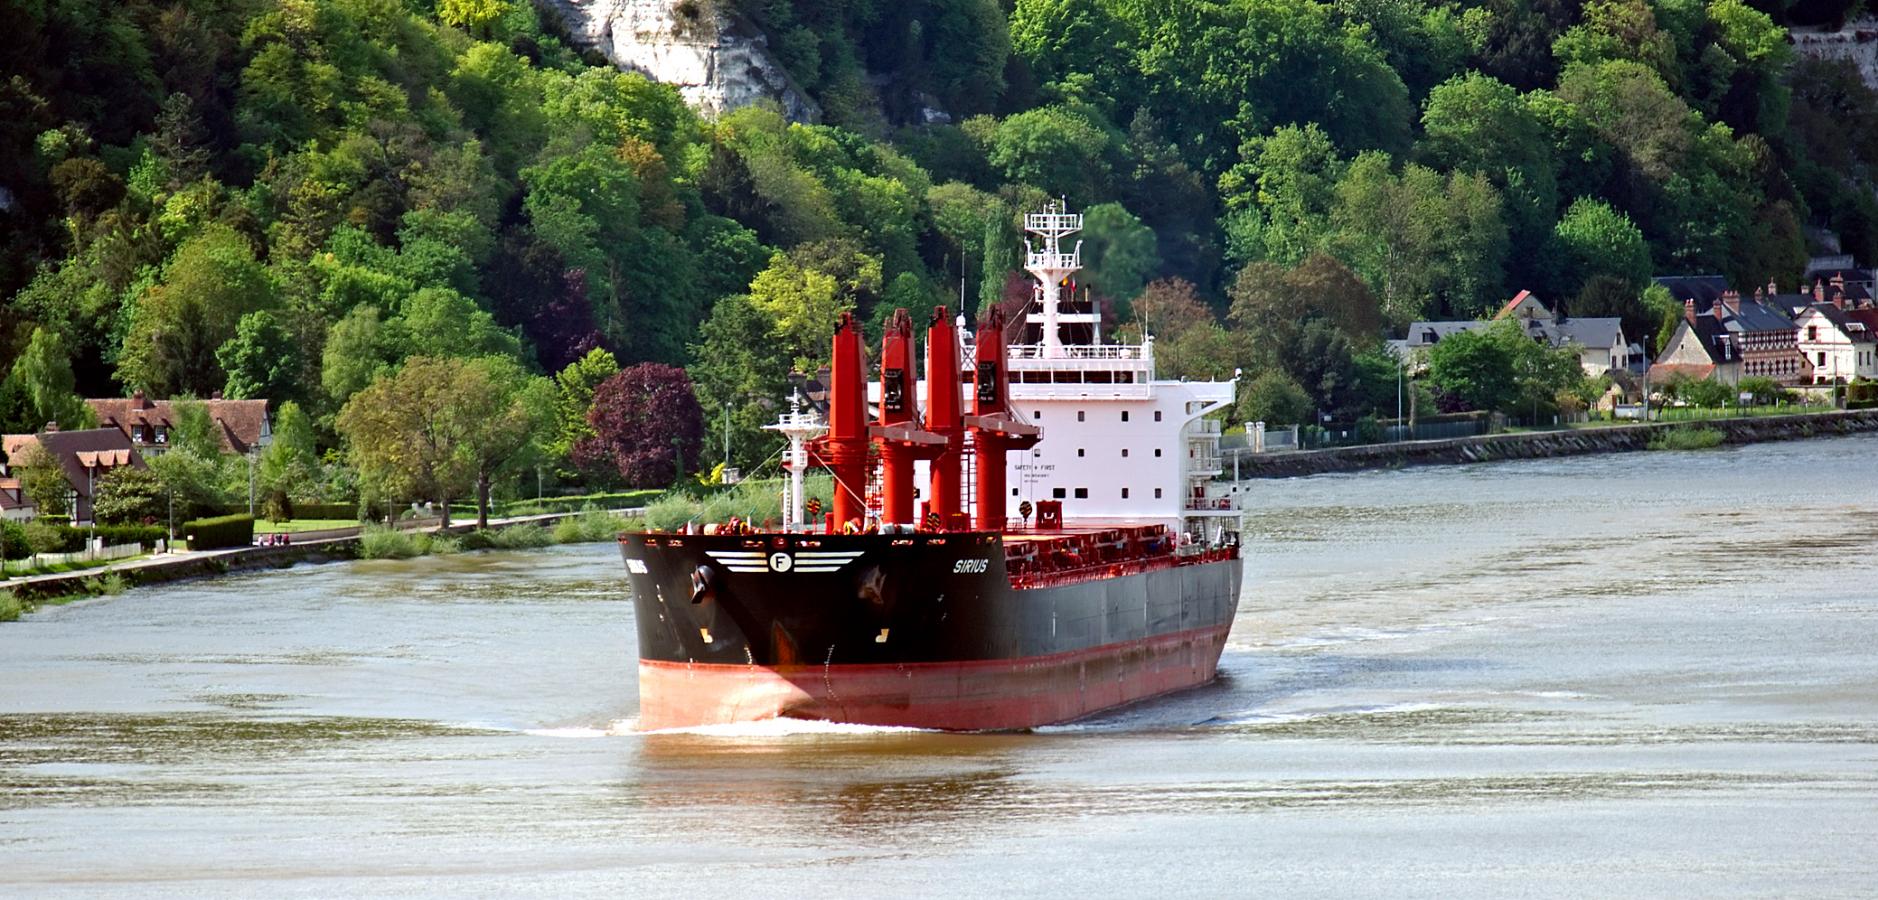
(5, 435), (1878, 897)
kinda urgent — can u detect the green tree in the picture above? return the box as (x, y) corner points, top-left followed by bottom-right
(217, 310), (304, 403)
(321, 305), (399, 408)
(689, 295), (791, 473)
(13, 444), (71, 518)
(4, 328), (92, 432)
(1219, 124), (1346, 267)
(117, 224), (275, 396)
(747, 253), (850, 369)
(1418, 73), (1558, 279)
(336, 356), (544, 528)
(549, 348), (621, 472)
(258, 401), (319, 501)
(1548, 197), (1653, 296)
(1079, 202), (1160, 302)
(986, 106), (1114, 202)
(92, 466), (166, 525)
(1329, 152), (1508, 323)
(1237, 370), (1314, 426)
(1425, 326), (1516, 413)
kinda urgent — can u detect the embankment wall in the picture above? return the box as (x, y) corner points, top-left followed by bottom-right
(1226, 410), (1878, 479)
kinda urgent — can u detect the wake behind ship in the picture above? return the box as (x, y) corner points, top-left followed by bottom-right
(620, 203), (1244, 731)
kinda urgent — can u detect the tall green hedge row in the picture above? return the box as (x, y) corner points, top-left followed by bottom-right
(184, 515), (254, 551)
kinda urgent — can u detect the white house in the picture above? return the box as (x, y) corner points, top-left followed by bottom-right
(1794, 303), (1878, 383)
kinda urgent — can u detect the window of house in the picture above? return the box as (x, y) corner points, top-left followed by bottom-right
(1073, 488), (1088, 499)
(1808, 325), (1819, 341)
(1820, 351), (1828, 366)
(1121, 411), (1129, 422)
(1154, 488), (1163, 499)
(1121, 488), (1130, 499)
(1052, 488), (1066, 499)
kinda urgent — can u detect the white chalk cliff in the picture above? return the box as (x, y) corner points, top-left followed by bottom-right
(537, 0), (820, 122)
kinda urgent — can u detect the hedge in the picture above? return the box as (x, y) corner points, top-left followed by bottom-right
(449, 490), (663, 517)
(210, 503), (360, 521)
(184, 514), (254, 550)
(36, 524), (168, 552)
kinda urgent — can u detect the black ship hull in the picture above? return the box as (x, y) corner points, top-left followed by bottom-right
(619, 531), (1242, 730)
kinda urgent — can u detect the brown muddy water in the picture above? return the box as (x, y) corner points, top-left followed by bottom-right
(5, 435), (1878, 897)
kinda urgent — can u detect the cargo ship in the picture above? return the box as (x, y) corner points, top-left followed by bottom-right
(620, 203), (1243, 730)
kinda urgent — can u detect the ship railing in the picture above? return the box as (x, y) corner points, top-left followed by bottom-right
(1189, 419), (1222, 435)
(1188, 456), (1224, 475)
(1008, 344), (1149, 360)
(1007, 554), (1180, 591)
(1183, 497), (1237, 512)
(1025, 251), (1081, 271)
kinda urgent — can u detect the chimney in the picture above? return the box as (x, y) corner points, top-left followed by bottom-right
(1711, 296), (1726, 321)
(211, 390), (223, 401)
(1755, 286), (1765, 300)
(1768, 278), (1778, 295)
(44, 421), (58, 433)
(1815, 279), (1826, 302)
(1684, 298), (1697, 324)
(132, 389), (148, 408)
(1834, 290), (1846, 311)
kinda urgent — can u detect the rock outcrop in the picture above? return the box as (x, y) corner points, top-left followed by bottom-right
(537, 0), (819, 122)
(1793, 19), (1878, 89)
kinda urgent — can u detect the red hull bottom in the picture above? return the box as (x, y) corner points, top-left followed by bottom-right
(637, 624), (1232, 731)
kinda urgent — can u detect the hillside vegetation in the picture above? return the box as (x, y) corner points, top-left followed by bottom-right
(1, 0), (1874, 486)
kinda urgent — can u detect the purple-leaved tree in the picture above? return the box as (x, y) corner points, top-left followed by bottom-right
(573, 363), (703, 487)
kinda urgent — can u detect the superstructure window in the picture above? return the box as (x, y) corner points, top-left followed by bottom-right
(1154, 488), (1163, 499)
(1154, 448), (1162, 457)
(1122, 488), (1130, 499)
(1077, 410), (1085, 422)
(1033, 410), (1042, 419)
(1053, 488), (1066, 499)
(1077, 448), (1085, 457)
(1154, 411), (1162, 422)
(1121, 448), (1129, 457)
(1074, 488), (1088, 499)
(1121, 411), (1130, 422)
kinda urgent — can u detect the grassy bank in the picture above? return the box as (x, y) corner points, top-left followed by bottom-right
(356, 509), (641, 560)
(1648, 426), (1726, 451)
(3, 572), (128, 621)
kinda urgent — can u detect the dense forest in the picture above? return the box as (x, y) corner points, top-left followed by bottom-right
(2, 0), (1876, 501)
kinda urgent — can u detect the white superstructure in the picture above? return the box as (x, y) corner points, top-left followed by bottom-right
(906, 202), (1240, 543)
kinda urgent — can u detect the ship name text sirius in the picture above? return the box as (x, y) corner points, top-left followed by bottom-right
(619, 202), (1244, 731)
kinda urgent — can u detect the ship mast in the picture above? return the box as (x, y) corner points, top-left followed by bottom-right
(763, 389), (826, 529)
(1023, 201), (1083, 358)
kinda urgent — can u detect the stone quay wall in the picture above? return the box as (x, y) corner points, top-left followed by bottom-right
(1225, 410), (1878, 480)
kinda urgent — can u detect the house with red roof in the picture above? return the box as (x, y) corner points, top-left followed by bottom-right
(85, 391), (272, 456)
(0, 425), (146, 524)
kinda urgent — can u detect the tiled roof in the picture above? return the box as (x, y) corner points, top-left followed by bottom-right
(0, 428), (146, 501)
(1649, 362), (1718, 380)
(86, 394), (270, 454)
(1654, 275), (1732, 306)
(1402, 321), (1486, 347)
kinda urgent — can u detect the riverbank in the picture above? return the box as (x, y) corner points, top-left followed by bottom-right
(0, 509), (642, 610)
(1223, 409), (1878, 479)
